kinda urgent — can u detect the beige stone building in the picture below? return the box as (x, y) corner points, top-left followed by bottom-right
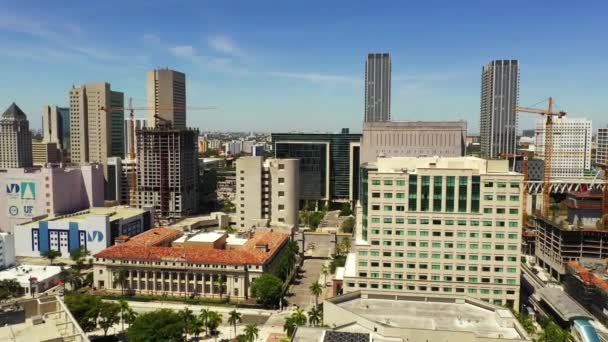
(147, 69), (186, 129)
(69, 82), (124, 177)
(93, 228), (289, 299)
(31, 140), (59, 166)
(0, 103), (32, 169)
(236, 157), (299, 232)
(342, 157), (523, 309)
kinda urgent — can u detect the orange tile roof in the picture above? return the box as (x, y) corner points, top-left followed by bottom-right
(95, 229), (289, 265)
(567, 261), (608, 291)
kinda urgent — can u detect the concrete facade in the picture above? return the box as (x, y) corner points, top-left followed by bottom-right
(147, 69), (186, 129)
(361, 121), (467, 164)
(345, 157), (523, 309)
(41, 105), (70, 161)
(480, 60), (519, 159)
(535, 117), (592, 178)
(136, 127), (199, 222)
(365, 53), (391, 122)
(69, 82), (124, 188)
(0, 103), (32, 169)
(14, 206), (154, 257)
(597, 127), (608, 166)
(0, 165), (104, 233)
(31, 141), (59, 166)
(236, 157), (299, 232)
(0, 232), (16, 270)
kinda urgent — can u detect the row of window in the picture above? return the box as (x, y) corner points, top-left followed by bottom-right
(368, 229), (518, 239)
(370, 179), (520, 189)
(369, 217), (520, 228)
(368, 240), (519, 250)
(359, 261), (518, 273)
(359, 250), (519, 262)
(358, 270), (518, 281)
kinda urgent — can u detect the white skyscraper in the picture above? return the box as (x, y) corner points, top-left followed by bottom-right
(535, 117), (592, 178)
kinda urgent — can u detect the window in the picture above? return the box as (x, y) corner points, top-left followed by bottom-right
(497, 208), (506, 214)
(483, 208), (492, 214)
(278, 177), (285, 184)
(371, 179), (381, 185)
(396, 218), (405, 224)
(384, 193), (393, 199)
(396, 179), (406, 186)
(396, 193), (405, 199)
(383, 229), (392, 235)
(396, 230), (405, 236)
(497, 182), (507, 188)
(278, 191), (285, 197)
(510, 182), (520, 188)
(371, 217), (380, 223)
(383, 218), (392, 223)
(484, 195), (493, 200)
(372, 205), (380, 211)
(371, 251), (380, 256)
(457, 232), (466, 238)
(359, 261), (367, 267)
(509, 221), (519, 228)
(445, 220), (454, 225)
(358, 251), (368, 256)
(408, 218), (417, 224)
(407, 230), (416, 236)
(383, 205), (393, 211)
(420, 230), (429, 236)
(384, 180), (393, 186)
(484, 182), (493, 188)
(470, 220), (479, 226)
(497, 195), (506, 201)
(407, 242), (416, 247)
(372, 192), (380, 198)
(508, 233), (518, 239)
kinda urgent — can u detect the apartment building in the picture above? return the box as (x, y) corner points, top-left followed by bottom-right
(0, 103), (32, 169)
(236, 156), (299, 232)
(343, 157), (523, 309)
(535, 117), (592, 178)
(597, 126), (608, 166)
(147, 68), (186, 129)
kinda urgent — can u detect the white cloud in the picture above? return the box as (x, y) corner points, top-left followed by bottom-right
(268, 71), (360, 85)
(169, 45), (199, 58)
(207, 34), (245, 57)
(141, 33), (161, 45)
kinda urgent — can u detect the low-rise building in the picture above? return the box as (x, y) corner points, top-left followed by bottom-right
(14, 206), (154, 257)
(0, 265), (62, 296)
(93, 228), (289, 300)
(292, 291), (531, 342)
(236, 157), (299, 233)
(0, 164), (105, 233)
(0, 233), (15, 270)
(168, 212), (230, 231)
(564, 259), (608, 326)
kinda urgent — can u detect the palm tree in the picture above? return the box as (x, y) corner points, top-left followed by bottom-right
(214, 276), (227, 299)
(191, 317), (205, 340)
(199, 308), (210, 336)
(113, 269), (129, 296)
(308, 306), (322, 326)
(321, 265), (329, 285)
(228, 309), (242, 338)
(206, 310), (223, 336)
(179, 307), (196, 340)
(244, 323), (259, 342)
(283, 316), (297, 337)
(123, 307), (137, 328)
(118, 299), (130, 332)
(309, 281), (322, 306)
(291, 308), (307, 326)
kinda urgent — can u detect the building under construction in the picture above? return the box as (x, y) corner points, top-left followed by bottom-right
(136, 126), (199, 223)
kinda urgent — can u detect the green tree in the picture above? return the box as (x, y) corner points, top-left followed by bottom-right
(118, 299), (129, 332)
(321, 265), (329, 284)
(64, 292), (102, 332)
(206, 310), (223, 336)
(191, 317), (205, 340)
(98, 301), (121, 337)
(123, 307), (137, 328)
(309, 281), (322, 306)
(251, 274), (283, 307)
(308, 306), (322, 327)
(228, 309), (242, 337)
(537, 321), (568, 342)
(244, 323), (259, 342)
(199, 308), (211, 336)
(337, 237), (352, 256)
(514, 312), (535, 334)
(179, 307), (196, 340)
(42, 249), (62, 265)
(291, 308), (307, 326)
(341, 217), (355, 234)
(70, 247), (90, 270)
(112, 269), (129, 296)
(0, 279), (21, 299)
(283, 316), (297, 337)
(339, 203), (352, 217)
(127, 309), (185, 342)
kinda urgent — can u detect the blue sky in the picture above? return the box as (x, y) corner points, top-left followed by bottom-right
(1, 0), (607, 133)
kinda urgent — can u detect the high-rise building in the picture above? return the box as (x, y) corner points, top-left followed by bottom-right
(42, 105), (70, 161)
(31, 141), (59, 166)
(535, 117), (592, 178)
(136, 127), (199, 222)
(272, 131), (362, 204)
(361, 121), (467, 164)
(480, 60), (519, 159)
(236, 156), (299, 232)
(69, 82), (124, 169)
(596, 126), (608, 166)
(0, 103), (32, 169)
(147, 69), (186, 129)
(123, 118), (147, 158)
(365, 53), (391, 122)
(343, 157), (523, 309)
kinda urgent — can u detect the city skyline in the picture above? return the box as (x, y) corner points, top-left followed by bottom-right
(1, 1), (607, 133)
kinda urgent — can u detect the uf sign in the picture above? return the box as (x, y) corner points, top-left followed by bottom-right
(87, 231), (104, 242)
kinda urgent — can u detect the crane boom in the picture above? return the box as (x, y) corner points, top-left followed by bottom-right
(516, 97), (566, 218)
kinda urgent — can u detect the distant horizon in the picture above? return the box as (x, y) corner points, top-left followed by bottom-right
(2, 1), (607, 133)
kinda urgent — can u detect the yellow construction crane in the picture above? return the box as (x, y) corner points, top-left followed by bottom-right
(100, 99), (217, 208)
(517, 97), (566, 218)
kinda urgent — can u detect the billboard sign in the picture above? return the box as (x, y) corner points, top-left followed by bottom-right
(6, 180), (36, 218)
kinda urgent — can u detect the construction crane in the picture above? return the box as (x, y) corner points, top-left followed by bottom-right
(517, 97), (566, 218)
(100, 100), (216, 209)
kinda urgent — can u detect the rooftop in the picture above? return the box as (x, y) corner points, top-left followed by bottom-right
(368, 156), (519, 175)
(327, 292), (528, 340)
(95, 228), (288, 265)
(567, 260), (608, 291)
(538, 287), (593, 321)
(1, 102), (27, 121)
(0, 265), (62, 285)
(19, 206), (148, 228)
